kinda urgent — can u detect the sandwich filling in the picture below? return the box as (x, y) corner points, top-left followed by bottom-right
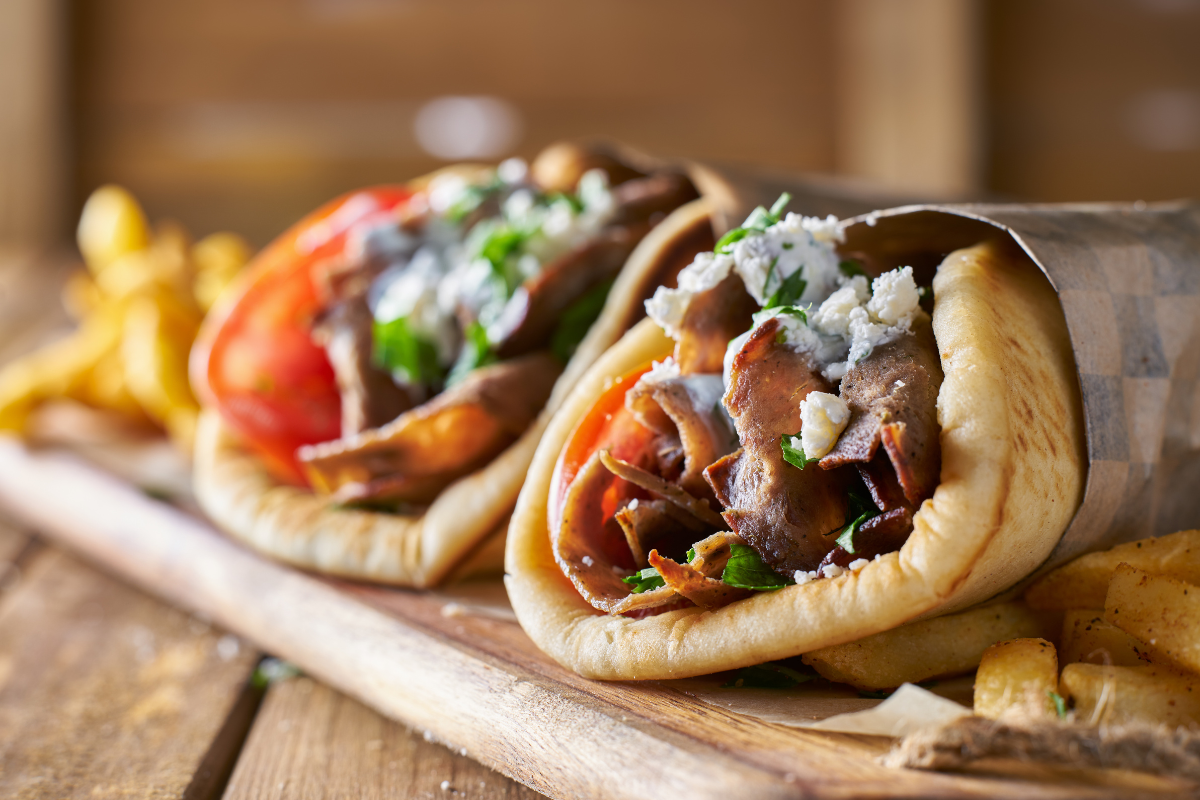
(552, 195), (944, 614)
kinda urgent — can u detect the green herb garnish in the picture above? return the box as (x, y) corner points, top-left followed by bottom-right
(622, 567), (666, 594)
(765, 269), (807, 308)
(686, 547), (697, 563)
(839, 259), (868, 278)
(1048, 689), (1068, 719)
(722, 544), (794, 591)
(722, 662), (815, 689)
(832, 483), (881, 554)
(713, 193), (792, 254)
(373, 316), (444, 386)
(781, 434), (816, 470)
(551, 279), (613, 363)
(445, 174), (505, 223)
(446, 321), (498, 387)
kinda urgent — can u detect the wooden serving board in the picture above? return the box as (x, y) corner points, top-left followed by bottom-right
(0, 439), (1181, 799)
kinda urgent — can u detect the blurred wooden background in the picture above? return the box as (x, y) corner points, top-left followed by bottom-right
(1, 0), (1199, 248)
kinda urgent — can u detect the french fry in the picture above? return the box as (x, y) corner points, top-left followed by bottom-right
(1059, 663), (1200, 728)
(76, 185), (150, 275)
(1105, 564), (1200, 676)
(192, 232), (252, 311)
(802, 601), (1058, 690)
(120, 292), (202, 451)
(974, 637), (1059, 720)
(1025, 529), (1200, 609)
(1059, 608), (1147, 667)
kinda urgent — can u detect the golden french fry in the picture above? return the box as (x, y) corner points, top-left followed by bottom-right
(77, 185), (150, 275)
(192, 232), (252, 311)
(1105, 564), (1200, 676)
(1026, 529), (1200, 610)
(1060, 608), (1147, 667)
(0, 307), (124, 431)
(974, 637), (1059, 720)
(802, 601), (1059, 690)
(61, 270), (103, 321)
(1060, 663), (1200, 728)
(120, 292), (201, 450)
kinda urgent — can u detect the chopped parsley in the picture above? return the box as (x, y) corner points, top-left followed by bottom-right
(722, 662), (815, 689)
(444, 174), (505, 223)
(831, 483), (880, 554)
(446, 321), (497, 387)
(622, 566), (665, 594)
(551, 279), (613, 363)
(1048, 689), (1068, 719)
(685, 547), (697, 563)
(373, 316), (443, 386)
(781, 434), (816, 470)
(713, 192), (792, 255)
(838, 259), (868, 279)
(722, 544), (794, 591)
(765, 270), (807, 309)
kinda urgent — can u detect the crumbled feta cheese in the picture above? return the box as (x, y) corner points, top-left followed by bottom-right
(582, 555), (594, 567)
(848, 558), (869, 571)
(373, 246), (459, 365)
(867, 266), (921, 326)
(645, 252), (735, 338)
(820, 564), (845, 579)
(732, 213), (843, 306)
(497, 157), (528, 184)
(427, 173), (472, 215)
(627, 498), (639, 511)
(793, 570), (817, 585)
(810, 276), (869, 337)
(799, 391), (851, 460)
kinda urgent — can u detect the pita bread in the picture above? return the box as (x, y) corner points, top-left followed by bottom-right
(193, 198), (716, 587)
(505, 238), (1086, 679)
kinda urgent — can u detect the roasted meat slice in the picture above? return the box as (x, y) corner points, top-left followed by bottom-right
(649, 550), (752, 609)
(674, 273), (758, 374)
(298, 352), (560, 503)
(491, 225), (646, 358)
(609, 172), (700, 227)
(820, 310), (944, 506)
(312, 295), (414, 437)
(707, 318), (849, 574)
(817, 507), (915, 570)
(624, 372), (738, 502)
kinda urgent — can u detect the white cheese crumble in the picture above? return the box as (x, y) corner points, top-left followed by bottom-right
(848, 558), (869, 571)
(793, 569), (816, 585)
(774, 266), (923, 383)
(645, 252), (735, 339)
(798, 391), (851, 460)
(732, 213), (844, 306)
(373, 245), (459, 366)
(820, 564), (845, 579)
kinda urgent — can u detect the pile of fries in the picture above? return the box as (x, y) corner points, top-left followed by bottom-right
(0, 186), (251, 451)
(974, 529), (1200, 727)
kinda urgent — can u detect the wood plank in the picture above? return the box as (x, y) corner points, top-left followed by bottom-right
(0, 542), (261, 799)
(0, 440), (1156, 799)
(0, 513), (37, 593)
(225, 675), (544, 800)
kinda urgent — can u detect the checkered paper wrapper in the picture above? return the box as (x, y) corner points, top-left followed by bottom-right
(839, 202), (1200, 572)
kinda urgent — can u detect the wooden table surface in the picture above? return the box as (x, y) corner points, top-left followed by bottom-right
(0, 247), (545, 799)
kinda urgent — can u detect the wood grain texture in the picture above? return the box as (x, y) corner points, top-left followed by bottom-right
(225, 676), (544, 800)
(0, 441), (1155, 799)
(0, 543), (261, 799)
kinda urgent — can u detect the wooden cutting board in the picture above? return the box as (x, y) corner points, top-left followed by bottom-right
(0, 438), (1184, 799)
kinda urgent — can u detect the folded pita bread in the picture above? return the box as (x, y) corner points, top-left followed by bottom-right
(505, 236), (1086, 679)
(194, 196), (717, 587)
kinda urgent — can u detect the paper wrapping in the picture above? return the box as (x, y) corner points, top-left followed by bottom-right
(841, 202), (1200, 572)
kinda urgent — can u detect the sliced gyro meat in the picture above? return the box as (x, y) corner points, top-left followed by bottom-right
(624, 371), (739, 502)
(491, 224), (647, 359)
(648, 550), (752, 610)
(819, 310), (943, 506)
(674, 273), (758, 374)
(817, 507), (915, 571)
(708, 317), (850, 574)
(298, 352), (560, 504)
(609, 172), (700, 228)
(312, 295), (415, 437)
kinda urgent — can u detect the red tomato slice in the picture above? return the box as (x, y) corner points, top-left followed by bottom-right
(192, 186), (415, 484)
(548, 364), (658, 538)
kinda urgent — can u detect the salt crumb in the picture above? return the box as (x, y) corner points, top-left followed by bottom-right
(848, 558), (869, 571)
(440, 780), (451, 791)
(894, 380), (906, 388)
(582, 555), (594, 567)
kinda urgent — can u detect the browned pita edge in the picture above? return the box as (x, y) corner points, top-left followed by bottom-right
(192, 197), (717, 588)
(505, 237), (1085, 680)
